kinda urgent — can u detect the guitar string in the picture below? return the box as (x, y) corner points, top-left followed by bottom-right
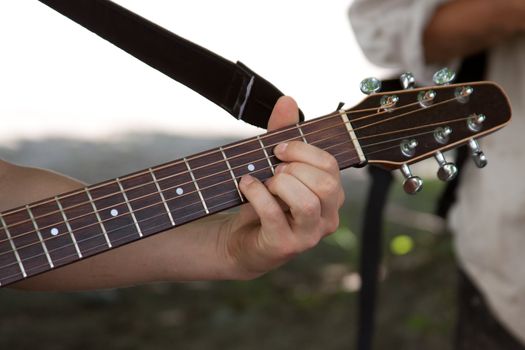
(0, 95), (456, 234)
(0, 105), (471, 247)
(0, 116), (474, 275)
(0, 128), (365, 251)
(0, 98), (463, 244)
(1, 116), (450, 270)
(0, 93), (437, 221)
(0, 145), (391, 280)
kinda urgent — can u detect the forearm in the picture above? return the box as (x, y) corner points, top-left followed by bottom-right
(14, 214), (235, 291)
(424, 0), (525, 63)
(0, 161), (237, 291)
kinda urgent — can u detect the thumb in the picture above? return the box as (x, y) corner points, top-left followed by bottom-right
(267, 96), (300, 131)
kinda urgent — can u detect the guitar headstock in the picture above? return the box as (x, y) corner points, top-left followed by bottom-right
(348, 75), (511, 194)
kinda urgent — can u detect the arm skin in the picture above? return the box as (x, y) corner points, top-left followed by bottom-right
(1, 96), (345, 291)
(424, 0), (525, 64)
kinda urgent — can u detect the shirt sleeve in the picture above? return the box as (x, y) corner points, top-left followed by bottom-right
(349, 0), (455, 84)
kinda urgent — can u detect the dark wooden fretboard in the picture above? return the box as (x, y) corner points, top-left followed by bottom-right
(0, 112), (360, 287)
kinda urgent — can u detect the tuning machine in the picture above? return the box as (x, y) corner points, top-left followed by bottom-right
(433, 68), (456, 85)
(468, 139), (487, 168)
(400, 72), (415, 90)
(434, 151), (458, 181)
(360, 77), (382, 95)
(400, 164), (423, 195)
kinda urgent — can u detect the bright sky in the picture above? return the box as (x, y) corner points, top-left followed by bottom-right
(0, 0), (389, 144)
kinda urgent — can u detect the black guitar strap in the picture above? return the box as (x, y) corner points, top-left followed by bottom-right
(37, 0), (303, 129)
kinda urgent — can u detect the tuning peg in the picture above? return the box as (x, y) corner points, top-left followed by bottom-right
(400, 139), (418, 158)
(467, 113), (486, 132)
(400, 72), (415, 89)
(434, 126), (452, 144)
(400, 164), (423, 194)
(433, 68), (456, 85)
(360, 77), (382, 95)
(468, 139), (487, 168)
(434, 151), (458, 181)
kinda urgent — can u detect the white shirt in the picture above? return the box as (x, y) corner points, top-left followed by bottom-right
(350, 0), (525, 343)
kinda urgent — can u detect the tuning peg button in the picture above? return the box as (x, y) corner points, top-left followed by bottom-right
(434, 126), (452, 144)
(401, 164), (423, 195)
(400, 72), (415, 89)
(433, 68), (456, 85)
(467, 114), (486, 132)
(434, 151), (458, 181)
(455, 86), (474, 103)
(400, 139), (418, 158)
(380, 95), (399, 111)
(468, 139), (488, 168)
(418, 90), (436, 108)
(360, 77), (382, 95)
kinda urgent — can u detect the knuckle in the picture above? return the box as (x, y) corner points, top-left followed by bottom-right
(322, 154), (338, 171)
(266, 174), (283, 191)
(297, 198), (320, 217)
(325, 216), (340, 234)
(285, 162), (299, 175)
(318, 176), (339, 197)
(260, 203), (282, 219)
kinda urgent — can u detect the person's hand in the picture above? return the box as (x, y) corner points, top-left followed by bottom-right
(218, 96), (345, 279)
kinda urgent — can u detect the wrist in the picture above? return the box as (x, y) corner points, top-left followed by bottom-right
(153, 214), (237, 282)
(215, 213), (263, 281)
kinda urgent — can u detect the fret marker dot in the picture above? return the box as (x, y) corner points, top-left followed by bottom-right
(110, 209), (119, 217)
(247, 164), (255, 172)
(176, 187), (184, 195)
(50, 228), (59, 236)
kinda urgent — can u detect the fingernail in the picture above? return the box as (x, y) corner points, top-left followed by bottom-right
(241, 174), (255, 185)
(275, 143), (288, 155)
(275, 164), (287, 174)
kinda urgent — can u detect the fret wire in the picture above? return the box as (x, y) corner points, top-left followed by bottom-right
(0, 113), (448, 247)
(219, 147), (244, 202)
(7, 118), (453, 262)
(25, 205), (54, 269)
(7, 96), (466, 274)
(0, 213), (27, 278)
(0, 110), (447, 249)
(7, 117), (343, 239)
(184, 158), (209, 214)
(55, 196), (82, 259)
(0, 145), (364, 280)
(85, 188), (112, 248)
(0, 95), (438, 222)
(4, 113), (358, 233)
(0, 95), (440, 231)
(257, 136), (275, 175)
(5, 116), (475, 277)
(0, 194), (250, 283)
(1, 107), (463, 249)
(5, 132), (406, 280)
(0, 135), (358, 269)
(297, 123), (308, 143)
(116, 178), (143, 238)
(27, 120), (340, 233)
(149, 169), (176, 226)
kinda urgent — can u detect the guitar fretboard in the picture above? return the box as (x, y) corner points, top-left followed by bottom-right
(0, 112), (359, 287)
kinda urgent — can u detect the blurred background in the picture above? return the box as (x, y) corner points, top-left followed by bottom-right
(0, 1), (456, 349)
